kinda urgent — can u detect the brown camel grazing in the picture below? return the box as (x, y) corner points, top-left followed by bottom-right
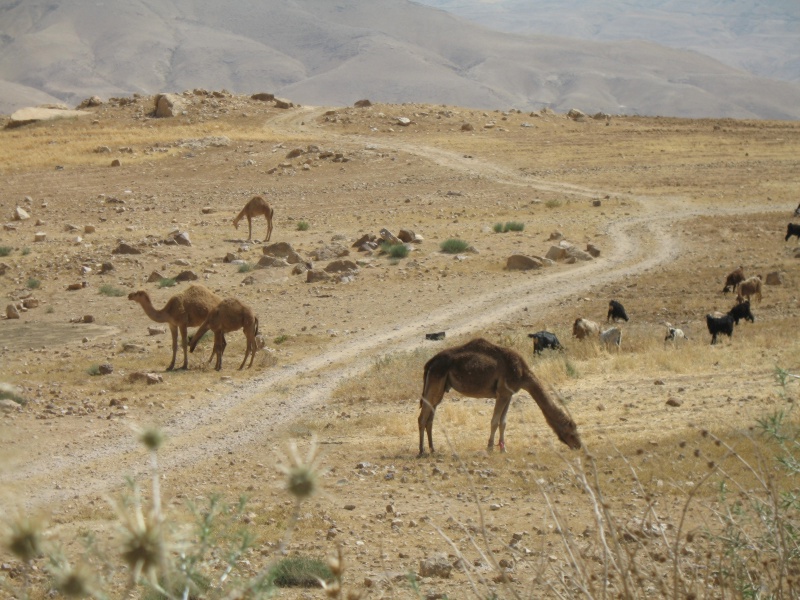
(189, 298), (259, 370)
(418, 338), (581, 457)
(233, 195), (274, 242)
(128, 285), (223, 371)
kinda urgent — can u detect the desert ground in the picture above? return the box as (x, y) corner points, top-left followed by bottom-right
(1, 93), (800, 599)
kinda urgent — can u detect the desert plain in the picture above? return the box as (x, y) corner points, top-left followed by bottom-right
(1, 93), (800, 599)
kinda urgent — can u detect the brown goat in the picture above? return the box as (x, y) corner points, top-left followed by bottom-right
(722, 266), (745, 294)
(737, 275), (763, 304)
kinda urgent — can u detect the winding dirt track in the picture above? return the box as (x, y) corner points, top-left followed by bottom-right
(3, 107), (777, 512)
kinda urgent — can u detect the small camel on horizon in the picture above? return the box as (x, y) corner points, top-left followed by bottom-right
(233, 195), (274, 242)
(417, 338), (582, 457)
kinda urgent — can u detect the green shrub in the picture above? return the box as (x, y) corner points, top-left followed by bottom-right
(27, 278), (40, 289)
(545, 198), (562, 209)
(238, 262), (253, 273)
(99, 284), (125, 297)
(158, 278), (177, 288)
(46, 306), (55, 314)
(493, 223), (505, 233)
(0, 246), (11, 257)
(506, 221), (525, 232)
(87, 365), (101, 376)
(21, 247), (31, 256)
(267, 556), (331, 588)
(297, 221), (310, 231)
(440, 238), (469, 254)
(274, 334), (288, 345)
(381, 242), (409, 259)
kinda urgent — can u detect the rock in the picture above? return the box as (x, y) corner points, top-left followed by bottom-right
(325, 259), (358, 273)
(7, 107), (91, 128)
(592, 199), (602, 207)
(257, 256), (290, 268)
(549, 231), (564, 241)
(286, 148), (305, 158)
(6, 304), (20, 319)
(122, 343), (146, 353)
(586, 243), (601, 257)
(77, 96), (104, 108)
(251, 93), (275, 102)
(148, 326), (166, 335)
(110, 159), (121, 167)
(173, 231), (192, 246)
(310, 244), (349, 261)
(397, 229), (423, 243)
(84, 224), (96, 234)
(13, 206), (30, 221)
(67, 282), (87, 291)
(666, 398), (683, 407)
(396, 117), (411, 126)
(201, 206), (214, 214)
(765, 271), (784, 285)
(98, 363), (114, 375)
(0, 398), (21, 412)
(567, 108), (587, 120)
(22, 298), (39, 309)
(174, 270), (198, 282)
(546, 246), (568, 261)
(506, 255), (543, 270)
(0, 262), (9, 275)
(262, 242), (304, 264)
(354, 99), (372, 107)
(461, 123), (474, 131)
(128, 372), (163, 384)
(33, 232), (46, 242)
(380, 228), (401, 244)
(112, 242), (141, 255)
(94, 146), (111, 154)
(291, 262), (311, 275)
(419, 554), (452, 578)
(352, 233), (377, 248)
(147, 271), (166, 283)
(99, 262), (115, 274)
(566, 246), (594, 261)
(82, 315), (94, 323)
(274, 97), (293, 109)
(154, 93), (185, 118)
(306, 269), (332, 283)
(223, 253), (239, 263)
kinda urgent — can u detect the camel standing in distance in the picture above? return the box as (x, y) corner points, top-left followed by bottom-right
(418, 338), (581, 457)
(128, 285), (223, 371)
(189, 298), (259, 371)
(233, 195), (274, 242)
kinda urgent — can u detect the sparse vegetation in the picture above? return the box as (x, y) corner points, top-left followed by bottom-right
(274, 334), (288, 345)
(86, 364), (101, 376)
(99, 284), (125, 297)
(545, 198), (562, 208)
(26, 278), (40, 289)
(268, 556), (331, 588)
(158, 278), (177, 288)
(493, 221), (525, 233)
(380, 242), (409, 258)
(0, 246), (11, 257)
(21, 247), (30, 256)
(439, 238), (469, 254)
(238, 262), (253, 273)
(296, 221), (310, 231)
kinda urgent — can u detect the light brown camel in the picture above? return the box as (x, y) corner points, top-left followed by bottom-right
(128, 285), (222, 371)
(233, 195), (274, 242)
(189, 298), (259, 371)
(418, 338), (581, 457)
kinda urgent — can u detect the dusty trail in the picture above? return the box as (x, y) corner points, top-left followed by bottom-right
(2, 107), (779, 512)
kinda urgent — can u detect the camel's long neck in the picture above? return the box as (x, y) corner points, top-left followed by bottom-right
(523, 374), (572, 429)
(137, 298), (169, 323)
(233, 208), (246, 225)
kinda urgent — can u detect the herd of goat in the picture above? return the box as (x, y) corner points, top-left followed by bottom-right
(525, 215), (800, 356)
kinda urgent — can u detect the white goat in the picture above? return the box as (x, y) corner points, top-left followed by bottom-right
(600, 326), (622, 350)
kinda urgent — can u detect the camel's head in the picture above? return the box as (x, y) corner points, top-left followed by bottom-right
(128, 290), (147, 303)
(558, 419), (582, 450)
(232, 218), (240, 229)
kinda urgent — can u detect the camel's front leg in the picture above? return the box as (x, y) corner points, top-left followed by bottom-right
(247, 217), (253, 242)
(488, 391), (513, 452)
(418, 400), (436, 457)
(167, 324), (179, 371)
(179, 325), (190, 370)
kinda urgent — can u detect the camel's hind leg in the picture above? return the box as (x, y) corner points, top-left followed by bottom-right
(264, 209), (273, 242)
(488, 382), (514, 452)
(418, 365), (447, 457)
(167, 324), (179, 371)
(178, 325), (190, 370)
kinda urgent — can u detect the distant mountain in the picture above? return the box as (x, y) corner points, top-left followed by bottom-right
(1, 0), (799, 119)
(416, 0), (800, 83)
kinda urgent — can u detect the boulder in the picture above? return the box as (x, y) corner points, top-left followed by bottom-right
(586, 243), (601, 258)
(306, 269), (332, 283)
(263, 242), (304, 264)
(380, 228), (401, 244)
(257, 256), (290, 268)
(324, 259), (358, 273)
(419, 554), (452, 578)
(310, 244), (349, 261)
(506, 255), (543, 270)
(567, 108), (587, 121)
(251, 93), (274, 102)
(398, 229), (423, 243)
(765, 271), (784, 285)
(354, 99), (372, 107)
(566, 247), (594, 261)
(154, 93), (184, 117)
(6, 304), (20, 319)
(274, 97), (293, 109)
(12, 206), (30, 221)
(546, 246), (568, 261)
(112, 242), (141, 255)
(173, 231), (192, 246)
(174, 270), (198, 282)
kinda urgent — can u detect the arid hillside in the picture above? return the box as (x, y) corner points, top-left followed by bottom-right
(1, 93), (800, 598)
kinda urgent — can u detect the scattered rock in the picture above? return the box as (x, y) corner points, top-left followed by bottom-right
(128, 372), (164, 385)
(98, 363), (114, 375)
(324, 259), (358, 273)
(34, 232), (46, 242)
(6, 304), (20, 319)
(174, 270), (198, 282)
(148, 326), (166, 335)
(67, 282), (88, 291)
(257, 256), (290, 268)
(99, 262), (115, 274)
(22, 298), (39, 309)
(586, 243), (601, 258)
(147, 271), (167, 283)
(546, 246), (568, 261)
(765, 271), (784, 285)
(354, 99), (372, 107)
(306, 269), (332, 283)
(461, 123), (474, 131)
(251, 93), (275, 102)
(110, 159), (121, 167)
(666, 398), (683, 407)
(419, 554), (452, 578)
(506, 255), (543, 271)
(154, 93), (185, 118)
(262, 242), (304, 264)
(112, 242), (141, 255)
(173, 231), (192, 246)
(13, 206), (30, 221)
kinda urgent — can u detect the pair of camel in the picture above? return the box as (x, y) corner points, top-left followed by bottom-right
(128, 285), (259, 371)
(418, 338), (582, 456)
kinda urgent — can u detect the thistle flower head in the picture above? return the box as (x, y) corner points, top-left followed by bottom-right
(278, 438), (324, 501)
(53, 561), (98, 598)
(4, 514), (45, 563)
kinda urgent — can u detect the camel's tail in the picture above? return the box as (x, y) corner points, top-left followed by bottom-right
(254, 317), (259, 337)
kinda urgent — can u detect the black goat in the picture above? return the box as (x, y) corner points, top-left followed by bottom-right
(607, 300), (629, 322)
(706, 313), (734, 345)
(786, 223), (800, 242)
(528, 331), (563, 355)
(729, 300), (755, 324)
